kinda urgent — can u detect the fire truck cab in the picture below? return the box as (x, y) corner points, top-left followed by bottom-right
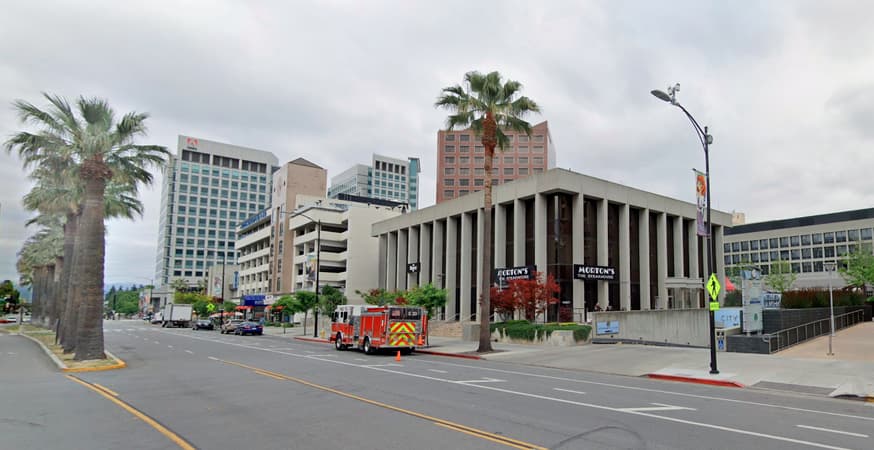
(330, 304), (427, 355)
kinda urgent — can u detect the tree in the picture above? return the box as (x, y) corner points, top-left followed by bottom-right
(405, 283), (447, 318)
(764, 258), (797, 293)
(356, 288), (400, 306)
(839, 247), (874, 289)
(6, 94), (168, 360)
(436, 71), (540, 352)
(489, 271), (559, 322)
(192, 299), (211, 318)
(295, 291), (318, 335)
(1, 280), (21, 313)
(318, 285), (347, 318)
(273, 295), (297, 323)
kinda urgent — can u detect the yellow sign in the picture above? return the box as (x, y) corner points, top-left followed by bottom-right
(206, 303), (216, 312)
(710, 301), (720, 311)
(707, 274), (721, 300)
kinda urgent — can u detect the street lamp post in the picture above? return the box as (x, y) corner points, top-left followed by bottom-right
(652, 83), (719, 374)
(824, 261), (836, 356)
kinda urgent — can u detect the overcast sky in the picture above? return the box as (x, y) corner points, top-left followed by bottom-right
(2, 0), (873, 285)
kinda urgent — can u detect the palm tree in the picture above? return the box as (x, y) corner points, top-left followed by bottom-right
(435, 71), (540, 352)
(6, 93), (168, 360)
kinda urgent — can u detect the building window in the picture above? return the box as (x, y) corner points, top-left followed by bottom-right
(444, 157), (455, 164)
(724, 255), (732, 265)
(801, 248), (811, 259)
(780, 250), (789, 260)
(506, 135), (514, 143)
(518, 156), (529, 164)
(750, 253), (759, 262)
(533, 145), (544, 153)
(731, 242), (740, 252)
(824, 247), (835, 257)
(475, 146), (484, 153)
(519, 136), (529, 143)
(474, 157), (484, 165)
(459, 189), (469, 196)
(790, 236), (800, 247)
(460, 146), (470, 153)
(474, 168), (484, 175)
(443, 179), (455, 186)
(444, 145), (455, 153)
(459, 157), (470, 165)
(812, 247), (823, 258)
(779, 237), (790, 247)
(823, 232), (834, 243)
(460, 134), (470, 142)
(444, 167), (455, 175)
(724, 243), (731, 253)
(791, 249), (801, 260)
(837, 245), (849, 256)
(758, 239), (768, 249)
(770, 250), (778, 261)
(503, 168), (514, 175)
(533, 168), (543, 173)
(801, 234), (811, 245)
(518, 167), (529, 175)
(459, 168), (470, 176)
(474, 179), (484, 186)
(862, 228), (873, 240)
(445, 134), (455, 141)
(812, 233), (823, 244)
(750, 240), (759, 250)
(459, 178), (470, 186)
(848, 229), (859, 241)
(760, 252), (769, 261)
(741, 241), (749, 251)
(518, 146), (529, 153)
(503, 156), (514, 164)
(791, 263), (801, 273)
(534, 135), (544, 143)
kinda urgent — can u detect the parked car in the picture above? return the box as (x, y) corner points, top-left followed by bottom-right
(234, 321), (263, 336)
(192, 319), (214, 330)
(3, 314), (18, 323)
(220, 319), (243, 334)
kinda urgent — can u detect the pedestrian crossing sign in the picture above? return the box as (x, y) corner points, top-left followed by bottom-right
(707, 273), (721, 300)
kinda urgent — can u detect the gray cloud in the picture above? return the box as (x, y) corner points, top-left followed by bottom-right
(2, 0), (874, 283)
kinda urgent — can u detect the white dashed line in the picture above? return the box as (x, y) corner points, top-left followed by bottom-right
(554, 388), (586, 395)
(185, 350), (194, 354)
(797, 425), (868, 438)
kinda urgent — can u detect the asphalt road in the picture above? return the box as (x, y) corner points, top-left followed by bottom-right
(3, 320), (873, 450)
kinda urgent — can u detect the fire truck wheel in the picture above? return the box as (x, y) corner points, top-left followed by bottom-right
(334, 333), (345, 351)
(363, 337), (373, 355)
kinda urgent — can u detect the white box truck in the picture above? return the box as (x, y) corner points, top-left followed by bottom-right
(161, 304), (193, 328)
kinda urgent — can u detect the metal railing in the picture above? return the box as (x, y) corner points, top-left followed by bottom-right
(765, 309), (865, 353)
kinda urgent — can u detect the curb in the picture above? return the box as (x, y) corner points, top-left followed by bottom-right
(17, 332), (127, 373)
(646, 373), (745, 388)
(293, 336), (484, 360)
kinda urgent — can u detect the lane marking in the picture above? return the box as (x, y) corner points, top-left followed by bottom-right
(554, 388), (586, 395)
(619, 403), (696, 412)
(797, 425), (868, 438)
(212, 358), (546, 450)
(184, 350), (194, 354)
(457, 378), (506, 384)
(433, 422), (533, 450)
(254, 370), (285, 381)
(65, 375), (195, 450)
(92, 383), (119, 397)
(425, 360), (874, 423)
(428, 369), (448, 374)
(167, 345), (173, 349)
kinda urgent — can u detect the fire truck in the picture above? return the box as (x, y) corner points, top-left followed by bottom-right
(330, 304), (428, 355)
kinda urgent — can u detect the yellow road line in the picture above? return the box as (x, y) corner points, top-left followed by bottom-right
(92, 383), (119, 397)
(254, 370), (285, 380)
(215, 358), (545, 450)
(65, 375), (195, 450)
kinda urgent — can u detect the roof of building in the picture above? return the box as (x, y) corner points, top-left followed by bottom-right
(289, 157), (323, 169)
(725, 208), (874, 235)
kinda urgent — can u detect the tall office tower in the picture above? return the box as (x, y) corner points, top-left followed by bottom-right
(155, 136), (278, 289)
(269, 158), (327, 295)
(436, 121), (555, 203)
(327, 154), (421, 210)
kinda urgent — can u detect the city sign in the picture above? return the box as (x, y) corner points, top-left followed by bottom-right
(493, 265), (536, 288)
(596, 321), (620, 335)
(573, 265), (617, 281)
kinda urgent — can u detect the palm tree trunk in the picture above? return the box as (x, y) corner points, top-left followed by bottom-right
(43, 264), (56, 328)
(74, 159), (110, 360)
(60, 214), (81, 351)
(51, 256), (64, 332)
(477, 113), (497, 353)
(33, 265), (45, 327)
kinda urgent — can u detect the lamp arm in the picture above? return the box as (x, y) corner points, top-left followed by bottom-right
(676, 103), (708, 150)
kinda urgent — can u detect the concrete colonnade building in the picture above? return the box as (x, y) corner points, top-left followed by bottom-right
(372, 169), (731, 322)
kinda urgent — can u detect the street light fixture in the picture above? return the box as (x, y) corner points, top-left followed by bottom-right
(823, 261), (836, 356)
(651, 83), (719, 374)
(294, 211), (322, 338)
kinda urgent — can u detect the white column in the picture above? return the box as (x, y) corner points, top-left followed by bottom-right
(378, 234), (387, 290)
(445, 218), (457, 320)
(408, 226), (419, 288)
(432, 220), (444, 289)
(657, 212), (668, 309)
(572, 194), (585, 318)
(688, 219), (700, 308)
(495, 203), (507, 269)
(460, 212), (473, 322)
(673, 215), (684, 278)
(475, 208), (485, 321)
(420, 223), (432, 286)
(639, 209), (650, 310)
(534, 194), (548, 322)
(387, 231), (398, 291)
(619, 203), (631, 311)
(397, 228), (408, 290)
(513, 199), (526, 266)
(597, 198), (609, 309)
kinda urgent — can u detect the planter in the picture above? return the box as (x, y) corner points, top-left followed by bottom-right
(491, 329), (585, 346)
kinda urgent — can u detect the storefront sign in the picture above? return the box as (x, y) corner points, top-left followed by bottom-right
(596, 321), (620, 335)
(573, 265), (617, 281)
(242, 295), (265, 306)
(493, 265), (536, 288)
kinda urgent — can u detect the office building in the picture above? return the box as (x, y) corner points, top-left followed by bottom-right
(724, 208), (874, 290)
(328, 154), (421, 210)
(154, 136), (278, 290)
(373, 168), (731, 322)
(235, 208), (272, 297)
(436, 121), (555, 204)
(269, 158), (328, 294)
(288, 195), (402, 303)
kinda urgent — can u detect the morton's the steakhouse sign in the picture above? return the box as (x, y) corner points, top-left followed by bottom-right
(573, 264), (617, 281)
(493, 265), (536, 288)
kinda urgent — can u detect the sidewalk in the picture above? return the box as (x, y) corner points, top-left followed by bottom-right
(261, 321), (874, 399)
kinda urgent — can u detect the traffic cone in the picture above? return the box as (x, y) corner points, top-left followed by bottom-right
(396, 350), (401, 361)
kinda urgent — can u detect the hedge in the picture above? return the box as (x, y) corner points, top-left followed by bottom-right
(490, 320), (592, 342)
(781, 288), (866, 309)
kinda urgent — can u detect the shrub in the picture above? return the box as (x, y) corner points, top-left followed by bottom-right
(781, 288), (865, 308)
(490, 321), (592, 342)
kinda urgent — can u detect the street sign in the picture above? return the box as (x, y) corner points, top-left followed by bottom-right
(710, 301), (720, 311)
(206, 303), (216, 312)
(707, 274), (721, 300)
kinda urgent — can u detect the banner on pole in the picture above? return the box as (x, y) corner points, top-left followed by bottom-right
(695, 170), (709, 236)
